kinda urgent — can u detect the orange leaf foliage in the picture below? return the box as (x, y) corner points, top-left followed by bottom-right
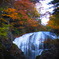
(2, 8), (19, 19)
(3, 8), (16, 13)
(14, 0), (39, 17)
(27, 19), (39, 27)
(2, 0), (40, 32)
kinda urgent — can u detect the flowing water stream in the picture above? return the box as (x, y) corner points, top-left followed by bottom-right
(13, 31), (56, 59)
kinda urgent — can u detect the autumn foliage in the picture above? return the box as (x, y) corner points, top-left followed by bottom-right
(47, 14), (59, 29)
(1, 0), (40, 35)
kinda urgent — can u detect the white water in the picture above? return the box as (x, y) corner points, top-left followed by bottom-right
(13, 31), (56, 59)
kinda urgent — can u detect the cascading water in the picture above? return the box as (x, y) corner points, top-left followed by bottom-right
(13, 31), (56, 59)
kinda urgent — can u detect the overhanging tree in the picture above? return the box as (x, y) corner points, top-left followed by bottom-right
(47, 0), (59, 36)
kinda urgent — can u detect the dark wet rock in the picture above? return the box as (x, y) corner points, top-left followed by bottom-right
(0, 42), (26, 59)
(36, 39), (59, 59)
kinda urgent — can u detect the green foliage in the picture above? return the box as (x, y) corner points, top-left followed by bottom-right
(0, 24), (9, 37)
(0, 8), (4, 11)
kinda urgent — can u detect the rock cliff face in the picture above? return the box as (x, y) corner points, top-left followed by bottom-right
(36, 39), (59, 59)
(0, 38), (26, 59)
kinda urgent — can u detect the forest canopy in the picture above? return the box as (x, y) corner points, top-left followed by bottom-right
(0, 0), (44, 37)
(47, 0), (59, 35)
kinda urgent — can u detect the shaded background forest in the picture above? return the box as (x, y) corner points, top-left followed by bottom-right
(0, 0), (59, 59)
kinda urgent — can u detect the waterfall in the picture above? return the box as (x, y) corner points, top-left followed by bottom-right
(13, 31), (56, 59)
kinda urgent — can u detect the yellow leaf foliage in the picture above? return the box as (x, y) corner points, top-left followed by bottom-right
(47, 19), (59, 29)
